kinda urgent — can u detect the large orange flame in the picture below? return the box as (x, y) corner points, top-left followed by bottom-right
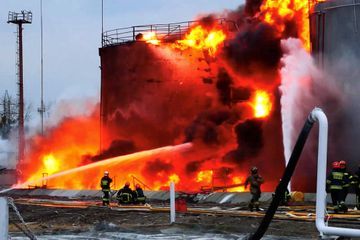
(260, 0), (311, 50)
(250, 90), (273, 118)
(196, 170), (213, 183)
(142, 32), (161, 45)
(228, 176), (246, 192)
(174, 25), (226, 56)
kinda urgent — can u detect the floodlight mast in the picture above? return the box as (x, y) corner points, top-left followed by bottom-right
(7, 11), (32, 164)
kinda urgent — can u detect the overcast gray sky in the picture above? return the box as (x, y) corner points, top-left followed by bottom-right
(1, 1), (242, 120)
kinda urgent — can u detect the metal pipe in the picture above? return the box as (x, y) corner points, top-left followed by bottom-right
(0, 197), (9, 239)
(18, 22), (25, 164)
(40, 0), (45, 135)
(353, 0), (358, 33)
(101, 0), (104, 47)
(170, 182), (175, 223)
(311, 108), (360, 238)
(321, 12), (325, 70)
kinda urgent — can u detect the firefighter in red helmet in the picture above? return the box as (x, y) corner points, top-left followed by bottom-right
(116, 182), (135, 205)
(339, 160), (352, 203)
(245, 166), (264, 211)
(327, 161), (347, 213)
(351, 165), (360, 209)
(134, 184), (146, 204)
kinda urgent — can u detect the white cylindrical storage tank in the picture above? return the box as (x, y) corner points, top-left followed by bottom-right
(310, 0), (360, 172)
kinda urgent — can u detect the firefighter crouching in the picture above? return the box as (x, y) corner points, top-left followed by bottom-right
(134, 184), (146, 204)
(245, 166), (264, 211)
(327, 161), (348, 213)
(117, 182), (136, 205)
(100, 171), (113, 206)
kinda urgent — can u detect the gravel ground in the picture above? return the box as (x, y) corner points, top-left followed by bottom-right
(7, 200), (360, 239)
(7, 203), (316, 239)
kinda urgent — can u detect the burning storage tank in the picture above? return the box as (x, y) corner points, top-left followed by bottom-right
(309, 0), (360, 174)
(18, 0), (321, 191)
(99, 19), (285, 191)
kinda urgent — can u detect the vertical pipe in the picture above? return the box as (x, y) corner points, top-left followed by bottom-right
(170, 182), (175, 223)
(18, 23), (25, 164)
(0, 197), (9, 239)
(99, 0), (104, 153)
(321, 12), (326, 71)
(353, 0), (358, 33)
(40, 0), (44, 135)
(99, 49), (103, 154)
(312, 108), (360, 237)
(316, 12), (321, 64)
(101, 0), (104, 47)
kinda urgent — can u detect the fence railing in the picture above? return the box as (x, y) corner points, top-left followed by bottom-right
(102, 18), (237, 47)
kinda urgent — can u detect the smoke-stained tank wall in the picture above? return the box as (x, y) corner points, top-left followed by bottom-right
(99, 41), (285, 191)
(99, 42), (216, 150)
(310, 0), (360, 173)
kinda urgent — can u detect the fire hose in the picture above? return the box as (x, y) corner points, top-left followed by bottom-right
(245, 109), (316, 240)
(8, 197), (37, 240)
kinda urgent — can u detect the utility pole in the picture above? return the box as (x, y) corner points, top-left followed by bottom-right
(7, 11), (32, 164)
(38, 0), (46, 135)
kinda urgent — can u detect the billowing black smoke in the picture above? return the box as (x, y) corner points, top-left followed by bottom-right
(245, 0), (263, 16)
(184, 109), (241, 145)
(142, 158), (173, 178)
(216, 68), (233, 106)
(225, 23), (282, 74)
(91, 139), (137, 161)
(223, 119), (264, 165)
(185, 160), (205, 174)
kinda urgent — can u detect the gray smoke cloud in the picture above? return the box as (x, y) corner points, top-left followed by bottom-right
(0, 137), (17, 169)
(280, 38), (360, 192)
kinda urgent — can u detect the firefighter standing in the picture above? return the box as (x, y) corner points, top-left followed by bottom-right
(116, 182), (136, 205)
(339, 160), (352, 203)
(100, 171), (113, 206)
(327, 161), (347, 213)
(245, 166), (264, 211)
(280, 187), (291, 206)
(351, 165), (360, 209)
(134, 184), (146, 204)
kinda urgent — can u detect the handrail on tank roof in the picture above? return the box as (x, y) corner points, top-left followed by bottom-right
(101, 18), (237, 48)
(312, 2), (360, 13)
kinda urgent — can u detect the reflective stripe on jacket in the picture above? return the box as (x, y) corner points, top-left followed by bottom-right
(118, 193), (132, 203)
(327, 171), (344, 190)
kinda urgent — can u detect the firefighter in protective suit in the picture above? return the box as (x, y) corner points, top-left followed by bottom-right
(117, 182), (135, 205)
(339, 160), (352, 202)
(245, 166), (264, 211)
(100, 171), (113, 206)
(134, 184), (146, 204)
(327, 161), (347, 213)
(351, 165), (360, 209)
